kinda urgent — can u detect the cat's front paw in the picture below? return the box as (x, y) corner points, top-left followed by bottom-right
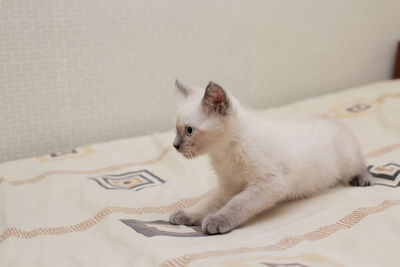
(169, 210), (200, 226)
(202, 214), (233, 235)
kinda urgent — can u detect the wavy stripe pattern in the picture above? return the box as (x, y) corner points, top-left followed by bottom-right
(365, 143), (400, 158)
(331, 92), (400, 118)
(2, 142), (399, 187)
(1, 148), (172, 186)
(160, 199), (400, 267)
(0, 190), (213, 243)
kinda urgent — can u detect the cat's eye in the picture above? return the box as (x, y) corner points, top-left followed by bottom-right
(185, 126), (194, 136)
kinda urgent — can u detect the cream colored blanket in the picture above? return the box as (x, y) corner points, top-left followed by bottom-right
(1, 81), (399, 267)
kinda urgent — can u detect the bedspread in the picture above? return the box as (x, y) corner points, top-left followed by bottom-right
(1, 80), (399, 267)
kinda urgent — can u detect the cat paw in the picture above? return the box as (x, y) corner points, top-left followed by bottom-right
(169, 210), (199, 226)
(350, 171), (374, 187)
(201, 214), (233, 234)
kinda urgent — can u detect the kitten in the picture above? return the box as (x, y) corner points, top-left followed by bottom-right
(169, 80), (374, 235)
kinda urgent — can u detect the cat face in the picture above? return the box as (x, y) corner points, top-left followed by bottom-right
(173, 80), (231, 158)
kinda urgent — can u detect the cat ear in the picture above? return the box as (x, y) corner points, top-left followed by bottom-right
(175, 79), (193, 97)
(202, 81), (230, 115)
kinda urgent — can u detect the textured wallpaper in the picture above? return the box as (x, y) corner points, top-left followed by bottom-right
(1, 0), (400, 162)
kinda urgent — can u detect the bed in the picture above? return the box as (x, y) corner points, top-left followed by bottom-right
(1, 80), (399, 267)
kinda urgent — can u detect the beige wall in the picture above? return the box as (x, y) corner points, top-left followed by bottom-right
(1, 0), (400, 162)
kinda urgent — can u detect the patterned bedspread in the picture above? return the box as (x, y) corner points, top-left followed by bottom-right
(1, 80), (399, 267)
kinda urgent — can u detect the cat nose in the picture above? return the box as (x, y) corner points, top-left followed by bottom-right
(173, 136), (182, 150)
(173, 143), (180, 150)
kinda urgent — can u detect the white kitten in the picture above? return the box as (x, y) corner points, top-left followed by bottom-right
(169, 80), (373, 234)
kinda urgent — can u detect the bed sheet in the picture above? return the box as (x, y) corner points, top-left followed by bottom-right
(1, 80), (399, 267)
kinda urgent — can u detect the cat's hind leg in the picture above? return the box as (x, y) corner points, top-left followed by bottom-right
(349, 170), (374, 186)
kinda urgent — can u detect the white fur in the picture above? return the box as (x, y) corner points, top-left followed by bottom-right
(170, 81), (373, 234)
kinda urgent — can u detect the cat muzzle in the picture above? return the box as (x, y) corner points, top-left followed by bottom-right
(173, 136), (183, 150)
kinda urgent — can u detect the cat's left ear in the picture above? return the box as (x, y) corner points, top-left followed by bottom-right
(202, 81), (230, 115)
(175, 79), (193, 97)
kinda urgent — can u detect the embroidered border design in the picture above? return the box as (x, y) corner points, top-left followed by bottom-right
(121, 219), (206, 238)
(1, 148), (171, 186)
(223, 253), (346, 267)
(1, 140), (399, 187)
(330, 92), (400, 118)
(36, 146), (95, 162)
(331, 99), (377, 118)
(0, 190), (213, 243)
(365, 144), (400, 158)
(368, 163), (400, 187)
(160, 199), (400, 267)
(89, 169), (165, 191)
